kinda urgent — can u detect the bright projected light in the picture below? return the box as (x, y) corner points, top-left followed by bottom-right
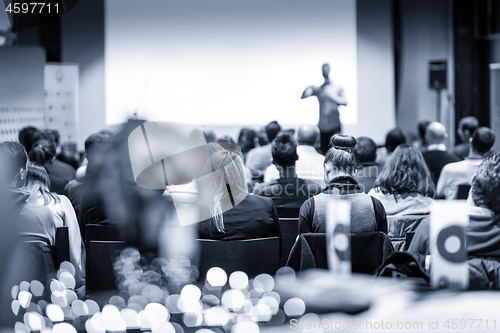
(105, 0), (357, 127)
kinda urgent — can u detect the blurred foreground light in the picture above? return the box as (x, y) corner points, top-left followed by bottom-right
(259, 296), (279, 315)
(283, 298), (306, 317)
(58, 271), (76, 289)
(229, 271), (248, 290)
(253, 274), (274, 293)
(50, 280), (65, 294)
(201, 294), (219, 307)
(71, 300), (89, 317)
(250, 303), (272, 322)
(196, 329), (216, 333)
(18, 291), (32, 308)
(53, 322), (77, 333)
(86, 313), (106, 333)
(12, 285), (19, 299)
(12, 300), (20, 315)
(142, 284), (163, 303)
(46, 304), (64, 322)
(232, 322), (259, 333)
(180, 284), (201, 303)
(24, 311), (45, 331)
(165, 295), (181, 314)
(102, 304), (126, 332)
(204, 306), (229, 326)
(20, 281), (30, 291)
(120, 247), (141, 264)
(263, 291), (280, 304)
(275, 267), (296, 286)
(60, 261), (76, 276)
(177, 298), (203, 313)
(206, 267), (227, 287)
(15, 322), (30, 333)
(120, 308), (140, 329)
(50, 290), (68, 308)
(85, 300), (100, 315)
(221, 290), (246, 311)
(109, 296), (127, 310)
(145, 302), (170, 322)
(183, 312), (203, 327)
(152, 321), (175, 333)
(30, 280), (44, 297)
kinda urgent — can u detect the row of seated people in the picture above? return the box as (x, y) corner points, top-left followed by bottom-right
(3, 117), (498, 298)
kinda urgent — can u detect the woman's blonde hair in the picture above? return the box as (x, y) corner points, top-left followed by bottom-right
(23, 161), (59, 205)
(204, 143), (247, 233)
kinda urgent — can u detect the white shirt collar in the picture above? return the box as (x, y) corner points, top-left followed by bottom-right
(426, 143), (447, 151)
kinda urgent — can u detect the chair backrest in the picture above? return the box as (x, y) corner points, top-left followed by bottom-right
(278, 218), (299, 267)
(286, 232), (394, 275)
(85, 224), (121, 250)
(456, 184), (471, 200)
(54, 226), (70, 268)
(87, 240), (125, 294)
(387, 215), (428, 251)
(197, 237), (280, 281)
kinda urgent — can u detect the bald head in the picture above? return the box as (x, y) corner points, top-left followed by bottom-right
(426, 122), (448, 145)
(298, 125), (320, 146)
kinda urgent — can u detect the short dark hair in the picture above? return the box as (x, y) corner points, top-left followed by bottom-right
(85, 133), (110, 156)
(471, 152), (500, 214)
(272, 132), (298, 168)
(418, 120), (431, 141)
(265, 121), (281, 143)
(472, 127), (495, 155)
(375, 144), (435, 197)
(325, 134), (357, 175)
(385, 128), (406, 153)
(0, 142), (28, 183)
(353, 136), (377, 164)
(18, 126), (39, 154)
(459, 116), (479, 134)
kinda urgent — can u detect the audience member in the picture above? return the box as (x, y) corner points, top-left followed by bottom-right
(264, 125), (325, 186)
(409, 153), (500, 258)
(417, 120), (432, 153)
(376, 127), (406, 169)
(454, 116), (479, 160)
(245, 121), (281, 182)
(299, 134), (387, 235)
(23, 162), (85, 295)
(30, 135), (76, 194)
(436, 127), (495, 199)
(18, 126), (39, 154)
(237, 128), (258, 161)
(73, 133), (113, 239)
(353, 136), (380, 193)
(253, 132), (322, 218)
(197, 144), (282, 249)
(0, 142), (58, 284)
(217, 135), (236, 144)
(422, 122), (459, 185)
(369, 144), (435, 216)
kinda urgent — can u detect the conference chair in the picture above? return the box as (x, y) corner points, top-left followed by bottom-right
(87, 240), (125, 294)
(456, 184), (471, 200)
(196, 237), (280, 281)
(387, 215), (428, 251)
(278, 217), (299, 267)
(286, 232), (394, 275)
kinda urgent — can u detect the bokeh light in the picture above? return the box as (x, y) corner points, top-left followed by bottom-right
(58, 271), (76, 289)
(18, 290), (32, 308)
(183, 312), (203, 327)
(12, 300), (20, 315)
(120, 308), (140, 329)
(231, 321), (259, 333)
(11, 285), (19, 300)
(229, 271), (248, 290)
(165, 295), (181, 314)
(59, 261), (76, 276)
(24, 311), (45, 331)
(19, 281), (30, 292)
(204, 306), (229, 326)
(46, 304), (64, 322)
(71, 300), (89, 317)
(283, 298), (306, 317)
(152, 321), (175, 333)
(180, 284), (201, 303)
(30, 280), (44, 297)
(14, 322), (30, 333)
(53, 322), (77, 333)
(221, 290), (246, 311)
(253, 274), (274, 293)
(85, 300), (100, 315)
(275, 267), (296, 286)
(206, 267), (227, 287)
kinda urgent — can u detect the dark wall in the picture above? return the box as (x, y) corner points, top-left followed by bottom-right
(454, 0), (490, 141)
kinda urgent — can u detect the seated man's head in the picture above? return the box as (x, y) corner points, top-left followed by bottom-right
(265, 121), (281, 143)
(385, 128), (406, 153)
(418, 120), (431, 145)
(458, 116), (479, 143)
(426, 122), (448, 145)
(324, 134), (357, 183)
(470, 127), (495, 157)
(471, 152), (500, 214)
(18, 126), (39, 154)
(0, 142), (28, 188)
(271, 132), (298, 171)
(298, 125), (320, 149)
(353, 136), (377, 165)
(85, 132), (113, 171)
